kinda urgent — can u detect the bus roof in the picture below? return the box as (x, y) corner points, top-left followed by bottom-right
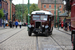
(31, 10), (53, 15)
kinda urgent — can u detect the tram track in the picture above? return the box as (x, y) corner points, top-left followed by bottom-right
(0, 29), (16, 35)
(0, 28), (25, 44)
(50, 35), (64, 50)
(36, 35), (65, 50)
(36, 36), (39, 50)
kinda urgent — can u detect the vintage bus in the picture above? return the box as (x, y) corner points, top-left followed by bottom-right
(28, 10), (54, 36)
(66, 0), (75, 49)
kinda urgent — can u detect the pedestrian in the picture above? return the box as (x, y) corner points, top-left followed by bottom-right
(3, 19), (6, 28)
(19, 21), (22, 28)
(13, 21), (15, 28)
(26, 23), (28, 26)
(24, 23), (26, 26)
(64, 21), (68, 31)
(69, 22), (71, 31)
(9, 20), (12, 28)
(61, 21), (64, 28)
(15, 20), (18, 28)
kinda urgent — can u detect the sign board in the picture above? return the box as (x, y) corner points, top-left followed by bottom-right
(46, 8), (58, 11)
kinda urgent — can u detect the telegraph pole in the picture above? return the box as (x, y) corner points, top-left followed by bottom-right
(10, 0), (12, 20)
(28, 0), (30, 25)
(54, 0), (56, 28)
(22, 0), (24, 22)
(57, 7), (59, 30)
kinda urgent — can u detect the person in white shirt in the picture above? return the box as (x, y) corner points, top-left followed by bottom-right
(19, 21), (22, 28)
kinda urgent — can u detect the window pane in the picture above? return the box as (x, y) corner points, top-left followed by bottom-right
(44, 5), (46, 8)
(59, 5), (61, 8)
(49, 5), (51, 8)
(33, 15), (40, 20)
(41, 15), (48, 21)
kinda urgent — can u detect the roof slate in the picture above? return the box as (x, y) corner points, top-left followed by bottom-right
(41, 0), (63, 4)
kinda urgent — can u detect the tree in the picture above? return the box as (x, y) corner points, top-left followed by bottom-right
(0, 9), (4, 18)
(30, 4), (40, 14)
(15, 4), (40, 22)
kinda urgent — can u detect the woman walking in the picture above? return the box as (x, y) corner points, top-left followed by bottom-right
(19, 21), (22, 28)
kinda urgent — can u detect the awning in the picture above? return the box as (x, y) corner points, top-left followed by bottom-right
(59, 11), (68, 17)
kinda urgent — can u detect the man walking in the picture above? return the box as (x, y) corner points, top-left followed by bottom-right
(15, 20), (18, 28)
(65, 21), (68, 31)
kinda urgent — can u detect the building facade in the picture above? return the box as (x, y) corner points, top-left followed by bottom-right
(0, 0), (8, 20)
(0, 0), (8, 26)
(0, 0), (15, 21)
(6, 0), (12, 21)
(12, 4), (15, 21)
(0, 0), (15, 26)
(38, 0), (64, 16)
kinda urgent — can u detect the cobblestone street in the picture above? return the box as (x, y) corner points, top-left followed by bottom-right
(0, 27), (72, 50)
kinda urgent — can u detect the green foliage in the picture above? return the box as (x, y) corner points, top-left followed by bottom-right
(15, 4), (40, 22)
(30, 4), (40, 14)
(0, 9), (4, 18)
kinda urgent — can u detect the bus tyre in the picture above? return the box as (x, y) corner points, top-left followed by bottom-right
(28, 29), (32, 36)
(73, 34), (75, 50)
(45, 30), (48, 37)
(50, 27), (53, 35)
(50, 31), (52, 35)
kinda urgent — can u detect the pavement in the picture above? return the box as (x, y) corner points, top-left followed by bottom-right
(0, 26), (10, 30)
(56, 27), (71, 35)
(0, 26), (72, 50)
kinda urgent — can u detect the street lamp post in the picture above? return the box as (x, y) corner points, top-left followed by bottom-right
(57, 7), (59, 30)
(10, 0), (12, 20)
(54, 0), (56, 28)
(27, 0), (30, 31)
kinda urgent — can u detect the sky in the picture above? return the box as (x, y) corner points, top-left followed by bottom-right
(12, 0), (38, 5)
(12, 0), (66, 5)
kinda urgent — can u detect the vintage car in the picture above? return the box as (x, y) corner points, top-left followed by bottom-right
(28, 10), (54, 36)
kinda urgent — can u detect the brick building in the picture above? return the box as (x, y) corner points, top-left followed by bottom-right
(0, 0), (15, 21)
(38, 0), (64, 16)
(0, 0), (15, 26)
(0, 0), (8, 20)
(0, 0), (8, 26)
(12, 4), (15, 21)
(6, 0), (12, 20)
(6, 0), (15, 21)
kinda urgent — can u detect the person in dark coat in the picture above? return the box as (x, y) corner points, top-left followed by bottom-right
(15, 20), (18, 28)
(69, 22), (71, 31)
(65, 21), (68, 31)
(9, 20), (12, 28)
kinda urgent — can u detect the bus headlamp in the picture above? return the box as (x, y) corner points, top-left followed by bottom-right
(45, 25), (49, 28)
(31, 25), (34, 27)
(28, 25), (31, 28)
(42, 25), (44, 27)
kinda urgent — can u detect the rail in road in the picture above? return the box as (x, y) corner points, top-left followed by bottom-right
(36, 36), (65, 50)
(0, 28), (25, 44)
(36, 28), (72, 50)
(0, 29), (15, 35)
(0, 27), (72, 50)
